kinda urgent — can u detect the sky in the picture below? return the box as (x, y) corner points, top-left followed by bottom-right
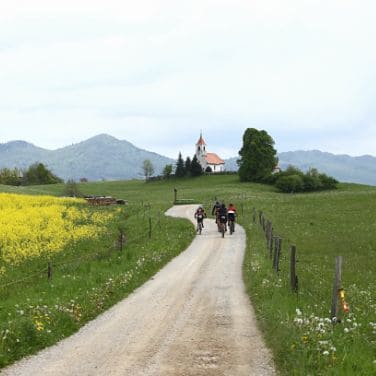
(1, 0), (376, 159)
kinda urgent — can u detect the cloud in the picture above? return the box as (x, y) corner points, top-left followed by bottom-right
(1, 1), (376, 157)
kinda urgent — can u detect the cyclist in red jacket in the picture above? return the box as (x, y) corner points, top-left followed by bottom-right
(227, 203), (237, 233)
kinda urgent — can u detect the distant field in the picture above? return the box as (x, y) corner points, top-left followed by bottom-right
(0, 176), (375, 374)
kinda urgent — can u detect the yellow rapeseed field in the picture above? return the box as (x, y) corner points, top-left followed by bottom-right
(0, 193), (115, 268)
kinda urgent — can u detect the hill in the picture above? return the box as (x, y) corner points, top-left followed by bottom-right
(277, 150), (376, 186)
(0, 134), (174, 181)
(1, 135), (375, 185)
(225, 151), (376, 186)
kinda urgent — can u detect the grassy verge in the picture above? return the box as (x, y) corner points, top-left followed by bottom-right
(239, 184), (376, 375)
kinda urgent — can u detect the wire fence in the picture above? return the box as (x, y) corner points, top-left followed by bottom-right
(0, 206), (165, 291)
(250, 208), (349, 322)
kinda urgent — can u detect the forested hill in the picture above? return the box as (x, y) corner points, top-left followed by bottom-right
(0, 134), (173, 181)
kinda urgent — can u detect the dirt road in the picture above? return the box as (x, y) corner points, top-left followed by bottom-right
(2, 205), (275, 376)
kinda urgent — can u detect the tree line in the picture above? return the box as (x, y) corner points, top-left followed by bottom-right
(143, 153), (203, 180)
(0, 163), (62, 186)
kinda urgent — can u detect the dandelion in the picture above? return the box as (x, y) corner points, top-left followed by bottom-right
(323, 351), (329, 356)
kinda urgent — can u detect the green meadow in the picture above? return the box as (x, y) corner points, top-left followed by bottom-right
(0, 176), (375, 375)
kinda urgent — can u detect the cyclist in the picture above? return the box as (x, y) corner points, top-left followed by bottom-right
(227, 203), (237, 233)
(217, 203), (228, 232)
(194, 205), (207, 232)
(211, 200), (221, 224)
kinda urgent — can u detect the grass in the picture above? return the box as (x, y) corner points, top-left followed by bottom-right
(1, 176), (375, 374)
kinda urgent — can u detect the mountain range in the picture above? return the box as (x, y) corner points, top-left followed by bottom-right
(0, 134), (173, 181)
(225, 150), (376, 186)
(0, 134), (375, 185)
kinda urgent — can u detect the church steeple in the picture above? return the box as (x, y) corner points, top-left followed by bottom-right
(196, 131), (206, 147)
(196, 132), (206, 155)
(195, 132), (207, 169)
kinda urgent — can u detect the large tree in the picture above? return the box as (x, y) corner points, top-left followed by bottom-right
(175, 152), (186, 177)
(184, 157), (192, 176)
(190, 155), (203, 176)
(237, 128), (278, 182)
(163, 164), (173, 178)
(142, 159), (154, 179)
(23, 163), (63, 185)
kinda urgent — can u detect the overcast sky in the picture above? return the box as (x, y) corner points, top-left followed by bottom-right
(1, 0), (376, 159)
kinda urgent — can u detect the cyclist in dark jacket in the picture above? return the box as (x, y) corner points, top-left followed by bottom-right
(211, 201), (221, 223)
(217, 203), (228, 231)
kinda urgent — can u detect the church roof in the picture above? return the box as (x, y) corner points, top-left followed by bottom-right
(205, 153), (224, 165)
(196, 134), (206, 146)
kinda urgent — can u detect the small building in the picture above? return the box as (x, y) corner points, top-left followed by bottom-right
(195, 133), (225, 173)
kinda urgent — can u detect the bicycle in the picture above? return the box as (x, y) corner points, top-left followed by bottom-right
(196, 215), (204, 235)
(218, 215), (227, 238)
(228, 219), (235, 235)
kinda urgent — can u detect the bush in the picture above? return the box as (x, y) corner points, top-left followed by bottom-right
(319, 173), (338, 190)
(22, 163), (63, 185)
(303, 174), (323, 191)
(63, 180), (83, 197)
(275, 174), (304, 193)
(274, 165), (338, 193)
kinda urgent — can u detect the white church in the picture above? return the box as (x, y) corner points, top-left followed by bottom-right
(195, 133), (225, 173)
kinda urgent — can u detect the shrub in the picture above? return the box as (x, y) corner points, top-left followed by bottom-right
(319, 173), (338, 190)
(275, 174), (304, 193)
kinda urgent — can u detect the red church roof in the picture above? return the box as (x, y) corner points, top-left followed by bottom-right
(196, 134), (206, 146)
(205, 153), (224, 165)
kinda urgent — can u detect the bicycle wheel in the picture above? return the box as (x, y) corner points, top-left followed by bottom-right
(221, 223), (225, 238)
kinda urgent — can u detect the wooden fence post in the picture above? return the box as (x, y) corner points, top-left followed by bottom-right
(253, 207), (256, 223)
(47, 262), (52, 281)
(269, 232), (274, 259)
(259, 210), (263, 225)
(290, 245), (298, 292)
(331, 256), (343, 323)
(262, 215), (266, 232)
(273, 236), (278, 270)
(265, 221), (271, 242)
(148, 217), (152, 239)
(118, 229), (125, 252)
(273, 237), (282, 272)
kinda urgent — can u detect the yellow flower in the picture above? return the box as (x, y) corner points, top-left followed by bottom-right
(0, 193), (115, 264)
(34, 321), (44, 331)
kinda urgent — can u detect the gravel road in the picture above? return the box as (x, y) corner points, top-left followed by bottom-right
(2, 205), (275, 376)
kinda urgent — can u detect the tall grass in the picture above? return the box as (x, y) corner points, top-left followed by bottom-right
(1, 176), (375, 374)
